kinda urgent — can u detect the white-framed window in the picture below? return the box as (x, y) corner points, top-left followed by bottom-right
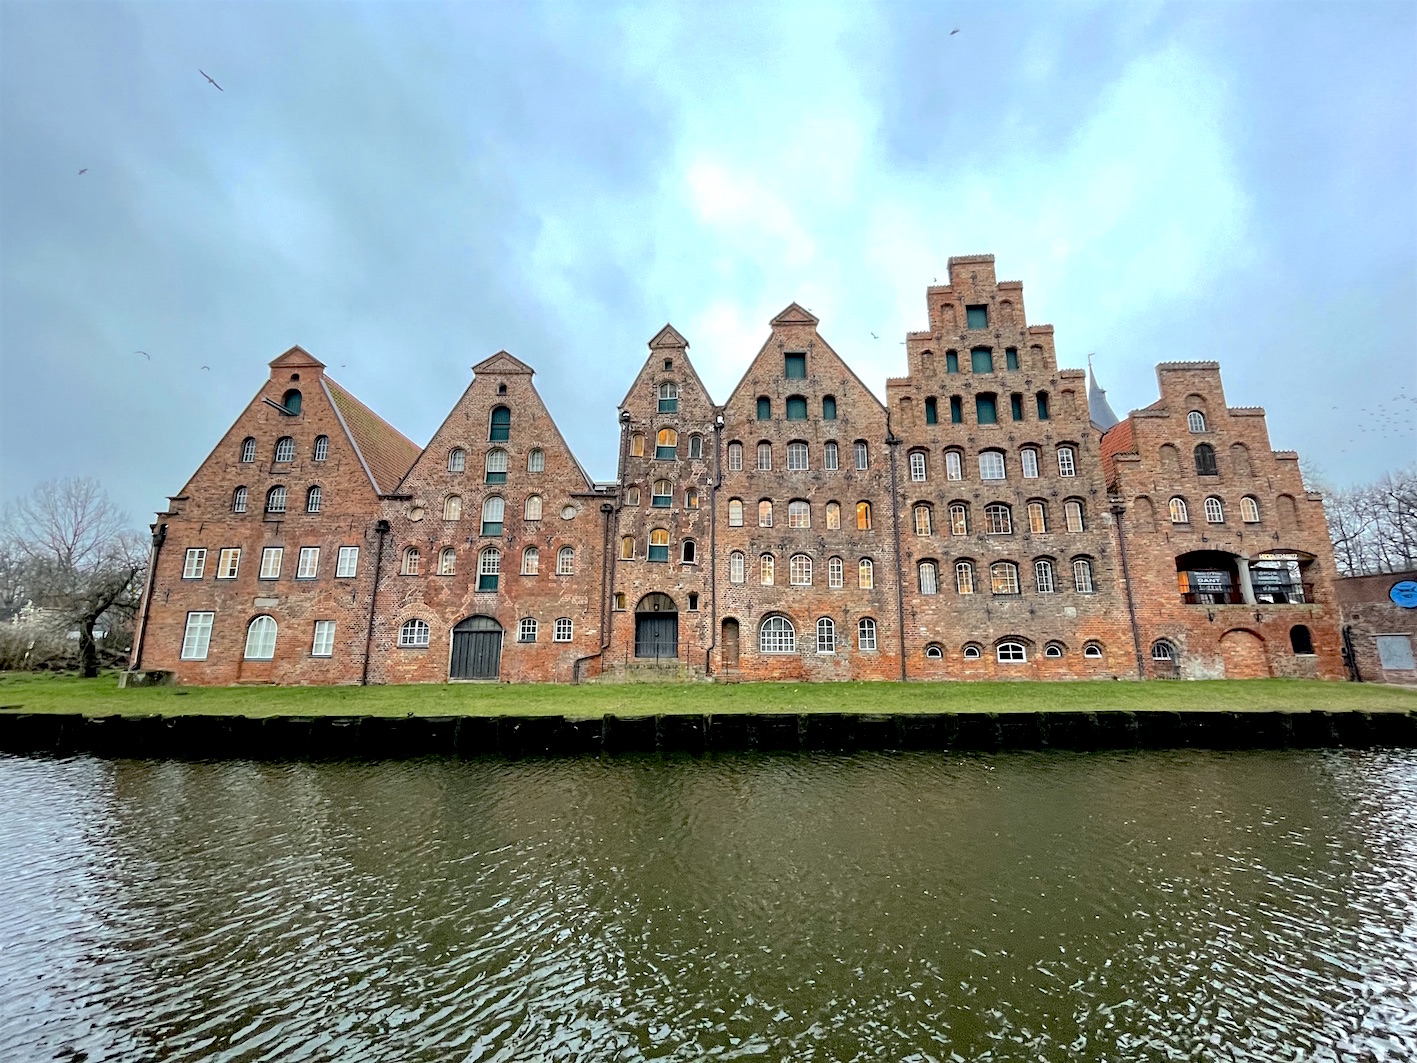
(1034, 558), (1055, 593)
(658, 381), (678, 412)
(244, 616), (277, 660)
(443, 495), (462, 521)
(760, 554), (775, 585)
(625, 486), (641, 507)
(757, 442), (772, 471)
(823, 441), (839, 470)
(984, 503), (1012, 534)
(963, 643), (982, 660)
(438, 547), (456, 575)
(728, 499), (744, 527)
(997, 641), (1027, 663)
(481, 496), (504, 535)
(789, 554), (812, 586)
(1073, 558), (1095, 593)
(485, 448), (508, 483)
(787, 442), (809, 470)
(274, 437), (295, 463)
(402, 546), (421, 575)
(945, 451), (963, 481)
(1065, 500), (1084, 532)
(266, 486), (287, 514)
(180, 612), (214, 660)
(826, 502), (841, 530)
(816, 617), (836, 654)
(1021, 448), (1039, 479)
(925, 643), (944, 660)
(306, 486), (322, 513)
(478, 548), (501, 591)
(527, 448), (545, 472)
(857, 618), (877, 651)
(979, 451), (1005, 480)
(260, 547), (283, 579)
(448, 448), (466, 472)
(1045, 643), (1064, 659)
(297, 547), (319, 579)
(949, 504), (968, 536)
(399, 619), (430, 648)
(914, 505), (932, 536)
(1028, 501), (1047, 534)
(240, 437), (256, 463)
(183, 548), (206, 579)
(631, 432), (645, 458)
(682, 539), (697, 564)
(1152, 640), (1176, 662)
(651, 480), (673, 508)
(1205, 496), (1225, 524)
(557, 546), (574, 574)
(525, 495), (542, 520)
(312, 620), (335, 657)
(956, 561), (975, 594)
(1188, 411), (1207, 433)
(910, 451), (927, 481)
(313, 435), (329, 461)
(688, 434), (703, 459)
(1057, 446), (1076, 477)
(730, 551), (745, 583)
(990, 561), (1019, 595)
(828, 556), (844, 588)
(217, 548), (240, 579)
(1169, 497), (1189, 524)
(727, 442), (743, 471)
(656, 428), (678, 459)
(554, 617), (573, 642)
(1084, 642), (1103, 659)
(919, 561), (938, 595)
(336, 546), (358, 577)
(759, 500), (773, 527)
(759, 616), (796, 654)
(854, 441), (869, 470)
(518, 617), (538, 642)
(788, 500), (810, 528)
(685, 488), (699, 509)
(232, 486), (248, 513)
(1241, 496), (1260, 523)
(858, 558), (874, 589)
(522, 547), (540, 574)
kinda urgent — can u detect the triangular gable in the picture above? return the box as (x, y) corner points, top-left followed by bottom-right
(323, 378), (422, 495)
(268, 345), (325, 369)
(648, 324), (689, 349)
(771, 303), (819, 326)
(619, 323), (717, 409)
(472, 350), (534, 376)
(723, 310), (885, 414)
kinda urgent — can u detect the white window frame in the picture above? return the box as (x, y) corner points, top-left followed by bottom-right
(787, 442), (809, 471)
(816, 617), (836, 654)
(266, 486), (287, 513)
(217, 548), (240, 579)
(1065, 501), (1084, 533)
(527, 448), (545, 472)
(1170, 498), (1189, 524)
(311, 620), (336, 657)
(399, 619), (431, 648)
(919, 561), (938, 595)
(997, 641), (1027, 663)
(956, 561), (975, 594)
(823, 441), (839, 471)
(854, 441), (869, 470)
(945, 451), (963, 481)
(306, 486), (322, 514)
(554, 618), (573, 642)
(857, 618), (877, 652)
(728, 499), (744, 527)
(760, 554), (774, 586)
(525, 495), (543, 520)
(949, 504), (968, 536)
(979, 451), (1005, 481)
(914, 505), (931, 536)
(757, 442), (772, 471)
(557, 547), (574, 575)
(182, 548), (206, 579)
(439, 547), (456, 575)
(789, 554), (812, 586)
(759, 500), (773, 528)
(274, 437), (295, 463)
(909, 451), (927, 482)
(1057, 446), (1076, 477)
(240, 437), (256, 463)
(1034, 559), (1055, 594)
(788, 501), (810, 529)
(1021, 448), (1039, 479)
(730, 551), (745, 583)
(727, 442), (743, 471)
(826, 502), (841, 530)
(296, 547), (319, 579)
(336, 546), (359, 577)
(313, 436), (329, 462)
(985, 504), (1012, 535)
(444, 495), (463, 521)
(244, 616), (277, 660)
(1073, 559), (1095, 594)
(1028, 502), (1047, 534)
(180, 612), (214, 660)
(1188, 411), (1206, 433)
(1205, 497), (1225, 524)
(859, 558), (874, 589)
(759, 616), (796, 654)
(522, 547), (540, 574)
(232, 487), (248, 513)
(259, 547), (283, 580)
(448, 448), (466, 472)
(990, 562), (1020, 595)
(518, 617), (538, 643)
(1241, 496), (1260, 523)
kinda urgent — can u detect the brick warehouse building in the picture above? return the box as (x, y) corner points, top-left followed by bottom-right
(129, 255), (1346, 685)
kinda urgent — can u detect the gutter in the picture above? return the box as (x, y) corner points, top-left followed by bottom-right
(361, 519), (390, 685)
(573, 501), (615, 684)
(1110, 502), (1145, 679)
(886, 425), (907, 681)
(705, 411), (724, 677)
(130, 522), (167, 670)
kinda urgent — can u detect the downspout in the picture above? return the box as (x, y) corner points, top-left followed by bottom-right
(1342, 624), (1361, 682)
(361, 519), (390, 686)
(1111, 503), (1145, 679)
(885, 422), (907, 681)
(706, 411), (724, 676)
(574, 501), (615, 684)
(130, 522), (167, 670)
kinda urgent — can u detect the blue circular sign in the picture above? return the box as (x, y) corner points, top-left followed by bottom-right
(1391, 580), (1417, 609)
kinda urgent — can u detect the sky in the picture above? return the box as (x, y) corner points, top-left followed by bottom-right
(2, 0), (1414, 528)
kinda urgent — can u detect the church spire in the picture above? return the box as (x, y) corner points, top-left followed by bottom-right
(1087, 354), (1120, 429)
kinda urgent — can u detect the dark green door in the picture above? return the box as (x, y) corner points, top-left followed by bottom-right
(451, 616), (502, 679)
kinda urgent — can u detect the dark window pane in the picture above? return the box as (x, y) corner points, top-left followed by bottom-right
(756, 397), (770, 420)
(950, 396), (963, 423)
(785, 353), (806, 379)
(1006, 348), (1019, 370)
(786, 396), (807, 420)
(945, 352), (959, 374)
(490, 406), (511, 441)
(1036, 392), (1050, 420)
(976, 394), (997, 424)
(925, 397), (938, 425)
(966, 305), (988, 329)
(822, 396), (837, 420)
(971, 348), (993, 373)
(1010, 394), (1024, 421)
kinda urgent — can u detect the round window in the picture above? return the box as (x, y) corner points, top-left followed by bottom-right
(560, 505), (576, 520)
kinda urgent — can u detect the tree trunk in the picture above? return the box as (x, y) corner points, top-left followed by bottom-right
(78, 615), (99, 678)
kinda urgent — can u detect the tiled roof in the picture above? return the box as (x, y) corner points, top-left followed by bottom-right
(1099, 419), (1136, 490)
(323, 378), (421, 495)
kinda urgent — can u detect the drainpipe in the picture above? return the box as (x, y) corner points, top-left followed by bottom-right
(1342, 624), (1361, 682)
(706, 411), (724, 676)
(130, 522), (167, 670)
(1111, 502), (1145, 678)
(885, 422), (907, 681)
(361, 519), (390, 686)
(574, 501), (615, 684)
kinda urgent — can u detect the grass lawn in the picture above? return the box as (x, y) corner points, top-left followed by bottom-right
(1, 671), (1414, 719)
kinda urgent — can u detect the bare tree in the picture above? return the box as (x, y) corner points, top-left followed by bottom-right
(1, 478), (146, 677)
(1322, 465), (1417, 576)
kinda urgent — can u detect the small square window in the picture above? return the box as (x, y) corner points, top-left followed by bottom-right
(966, 305), (988, 329)
(785, 353), (806, 379)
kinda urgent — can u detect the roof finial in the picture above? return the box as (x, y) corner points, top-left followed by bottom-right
(1087, 353), (1120, 429)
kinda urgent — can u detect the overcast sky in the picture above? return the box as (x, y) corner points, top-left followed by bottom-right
(2, 1), (1414, 526)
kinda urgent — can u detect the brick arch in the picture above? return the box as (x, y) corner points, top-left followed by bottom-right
(1219, 628), (1270, 678)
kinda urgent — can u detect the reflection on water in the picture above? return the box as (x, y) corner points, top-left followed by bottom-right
(2, 750), (1415, 1061)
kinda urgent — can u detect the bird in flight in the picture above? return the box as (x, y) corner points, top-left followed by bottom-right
(199, 70), (223, 91)
(870, 332), (879, 339)
(201, 365), (210, 371)
(78, 168), (87, 175)
(950, 28), (960, 35)
(135, 350), (150, 360)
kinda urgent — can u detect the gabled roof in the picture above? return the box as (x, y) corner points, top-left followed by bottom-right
(648, 324), (689, 349)
(472, 350), (534, 375)
(723, 306), (885, 413)
(619, 324), (717, 409)
(771, 302), (818, 326)
(322, 378), (422, 495)
(269, 345), (325, 369)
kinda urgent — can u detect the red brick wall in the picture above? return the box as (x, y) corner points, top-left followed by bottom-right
(1334, 571), (1417, 684)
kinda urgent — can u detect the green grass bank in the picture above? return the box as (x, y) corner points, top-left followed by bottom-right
(2, 672), (1414, 719)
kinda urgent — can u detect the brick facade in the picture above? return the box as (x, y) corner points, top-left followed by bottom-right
(1334, 571), (1417, 684)
(131, 256), (1351, 685)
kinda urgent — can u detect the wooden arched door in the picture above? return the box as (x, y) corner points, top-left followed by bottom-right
(451, 616), (502, 679)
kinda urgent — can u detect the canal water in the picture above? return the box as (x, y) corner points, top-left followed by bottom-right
(2, 750), (1415, 1062)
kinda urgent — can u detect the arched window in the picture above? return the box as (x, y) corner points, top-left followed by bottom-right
(858, 558), (874, 589)
(914, 504), (932, 536)
(1044, 642), (1064, 659)
(240, 437), (256, 463)
(1073, 558), (1095, 593)
(729, 551), (745, 582)
(688, 434), (703, 459)
(648, 529), (669, 562)
(244, 616), (277, 660)
(1065, 500), (1084, 532)
(485, 449), (508, 484)
(266, 486), (287, 514)
(1020, 448), (1039, 479)
(997, 641), (1026, 663)
(313, 435), (329, 461)
(821, 501), (839, 530)
(1290, 625), (1314, 655)
(945, 450), (963, 480)
(963, 643), (982, 660)
(518, 617), (538, 643)
(525, 495), (542, 520)
(925, 643), (944, 659)
(782, 500), (808, 528)
(656, 428), (677, 459)
(1241, 496), (1261, 523)
(786, 396), (808, 420)
(402, 546), (420, 575)
(949, 503), (968, 535)
(557, 546), (575, 574)
(625, 486), (641, 506)
(1028, 501), (1047, 534)
(1204, 496), (1225, 524)
(1151, 639), (1176, 661)
(489, 406), (511, 441)
(984, 503), (1012, 534)
(858, 618), (877, 651)
(306, 486), (322, 513)
(232, 486), (248, 513)
(824, 441), (839, 470)
(480, 496), (503, 535)
(757, 442), (772, 470)
(910, 451), (927, 481)
(554, 618), (573, 642)
(620, 536), (635, 560)
(522, 547), (540, 574)
(919, 561), (939, 595)
(1034, 559), (1055, 593)
(756, 396), (771, 420)
(727, 441), (743, 471)
(990, 562), (1020, 595)
(282, 389), (302, 414)
(955, 561), (975, 594)
(399, 619), (430, 648)
(854, 441), (869, 469)
(728, 498), (744, 527)
(787, 441), (809, 470)
(658, 382), (678, 412)
(448, 448), (466, 472)
(1188, 411), (1207, 433)
(979, 451), (1005, 480)
(527, 448), (544, 472)
(971, 347), (993, 373)
(975, 393), (998, 425)
(856, 501), (872, 530)
(1084, 642), (1103, 659)
(822, 396), (837, 420)
(439, 547), (456, 575)
(444, 494), (463, 521)
(681, 539), (697, 564)
(1169, 497), (1189, 524)
(685, 487), (699, 509)
(274, 437), (295, 463)
(1194, 443), (1218, 476)
(477, 547), (500, 590)
(630, 432), (645, 458)
(789, 554), (812, 585)
(759, 616), (795, 654)
(828, 556), (844, 588)
(652, 480), (672, 508)
(816, 618), (836, 654)
(1057, 446), (1076, 477)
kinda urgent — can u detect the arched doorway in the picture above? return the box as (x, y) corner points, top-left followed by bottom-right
(722, 619), (740, 669)
(634, 593), (678, 659)
(1220, 628), (1270, 679)
(451, 616), (502, 679)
